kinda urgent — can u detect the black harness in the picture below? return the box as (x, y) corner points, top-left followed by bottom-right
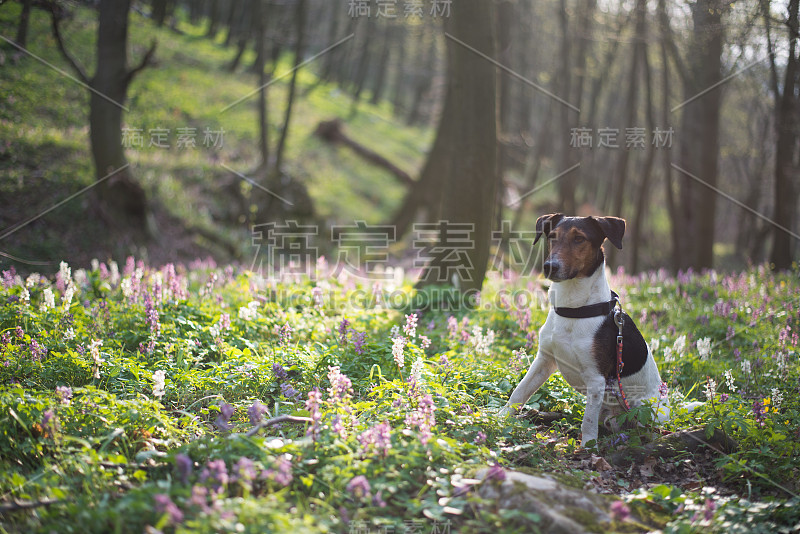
(554, 291), (619, 319)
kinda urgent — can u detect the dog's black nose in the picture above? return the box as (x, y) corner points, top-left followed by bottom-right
(543, 260), (559, 278)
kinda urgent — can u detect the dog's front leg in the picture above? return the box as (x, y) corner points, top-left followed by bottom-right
(499, 350), (557, 417)
(580, 376), (606, 447)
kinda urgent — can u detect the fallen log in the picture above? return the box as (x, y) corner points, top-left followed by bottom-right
(314, 119), (415, 187)
(607, 426), (738, 466)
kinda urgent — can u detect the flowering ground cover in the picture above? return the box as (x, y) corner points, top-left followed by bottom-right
(1, 260), (799, 533)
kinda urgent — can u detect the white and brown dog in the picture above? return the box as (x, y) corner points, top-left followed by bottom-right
(499, 214), (668, 447)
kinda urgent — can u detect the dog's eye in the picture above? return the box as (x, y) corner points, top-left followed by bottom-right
(574, 235), (586, 244)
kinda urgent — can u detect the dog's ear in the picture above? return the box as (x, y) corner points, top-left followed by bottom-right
(590, 216), (626, 249)
(534, 213), (565, 245)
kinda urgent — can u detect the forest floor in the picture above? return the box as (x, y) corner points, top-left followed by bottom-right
(1, 260), (799, 533)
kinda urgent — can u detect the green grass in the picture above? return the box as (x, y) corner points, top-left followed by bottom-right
(0, 257), (798, 533)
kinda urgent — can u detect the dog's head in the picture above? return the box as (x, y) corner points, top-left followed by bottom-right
(534, 214), (626, 281)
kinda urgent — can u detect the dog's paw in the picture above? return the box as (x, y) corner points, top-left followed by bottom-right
(497, 405), (514, 419)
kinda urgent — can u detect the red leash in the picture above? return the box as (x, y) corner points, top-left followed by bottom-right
(613, 306), (631, 412)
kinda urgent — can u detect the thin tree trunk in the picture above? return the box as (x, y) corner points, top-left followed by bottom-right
(370, 22), (392, 105)
(15, 0), (33, 47)
(769, 0), (800, 269)
(273, 0), (307, 175)
(557, 0), (576, 214)
(631, 26), (657, 273)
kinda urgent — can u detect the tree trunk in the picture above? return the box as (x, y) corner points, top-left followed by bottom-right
(406, 31), (436, 126)
(391, 25), (408, 116)
(556, 0), (576, 215)
(769, 0), (800, 270)
(657, 0), (681, 271)
(369, 23), (392, 105)
(349, 17), (374, 115)
(255, 0), (269, 169)
(90, 0), (148, 230)
(206, 0), (221, 39)
(15, 0), (33, 47)
(415, 0), (497, 294)
(630, 18), (657, 273)
(674, 0), (727, 271)
(273, 0), (307, 174)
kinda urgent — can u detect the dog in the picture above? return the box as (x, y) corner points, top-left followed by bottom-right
(499, 214), (668, 447)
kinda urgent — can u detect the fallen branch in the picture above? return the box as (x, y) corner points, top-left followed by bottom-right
(245, 414), (312, 437)
(608, 426), (738, 466)
(314, 119), (415, 187)
(0, 497), (62, 513)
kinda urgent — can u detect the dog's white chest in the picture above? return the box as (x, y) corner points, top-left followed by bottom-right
(539, 312), (603, 392)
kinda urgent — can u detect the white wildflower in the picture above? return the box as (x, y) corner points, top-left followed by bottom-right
(741, 360), (751, 375)
(41, 288), (55, 311)
(724, 369), (737, 392)
(25, 274), (39, 288)
(64, 327), (75, 341)
(650, 338), (660, 353)
(704, 377), (717, 401)
(121, 277), (133, 298)
(62, 286), (74, 310)
(20, 288), (30, 305)
(771, 388), (783, 411)
(409, 357), (424, 385)
(109, 261), (120, 285)
(392, 336), (405, 368)
(697, 337), (712, 360)
(89, 339), (104, 379)
(152, 370), (166, 399)
(663, 346), (674, 363)
(673, 335), (687, 356)
(59, 261), (72, 285)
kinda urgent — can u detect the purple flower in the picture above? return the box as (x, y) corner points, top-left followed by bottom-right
(189, 485), (211, 513)
(474, 431), (487, 445)
(15, 326), (24, 339)
(247, 400), (268, 425)
(719, 393), (729, 403)
(403, 313), (418, 338)
(56, 386), (72, 405)
(280, 382), (299, 399)
(610, 500), (630, 522)
(752, 400), (766, 427)
(327, 366), (353, 405)
(404, 393), (435, 445)
(610, 432), (630, 447)
(352, 331), (366, 355)
(272, 363), (288, 381)
(41, 410), (57, 436)
(338, 318), (350, 345)
(485, 463), (506, 482)
(704, 498), (716, 520)
(306, 388), (322, 440)
(200, 459), (229, 492)
(215, 403), (234, 431)
(154, 494), (183, 525)
(28, 337), (45, 360)
(358, 422), (392, 456)
(233, 457), (257, 490)
(262, 457), (293, 487)
(346, 475), (371, 499)
(372, 490), (386, 508)
(175, 453), (193, 485)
